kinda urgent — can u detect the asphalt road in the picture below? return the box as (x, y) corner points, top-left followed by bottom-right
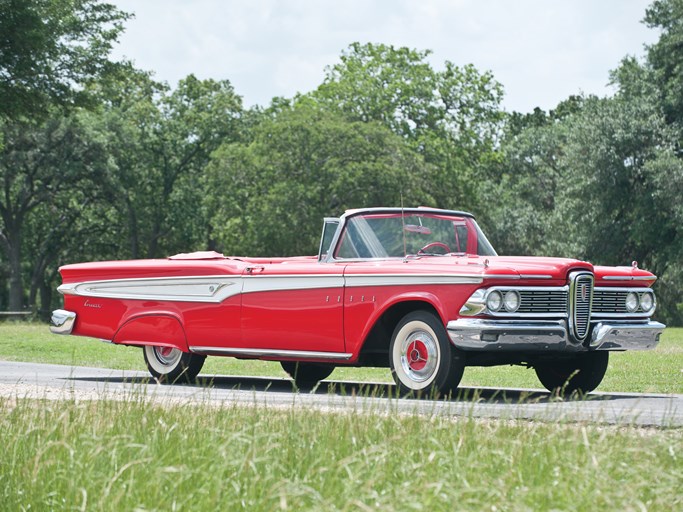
(1, 361), (681, 428)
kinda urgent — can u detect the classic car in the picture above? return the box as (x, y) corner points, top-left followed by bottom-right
(50, 207), (665, 396)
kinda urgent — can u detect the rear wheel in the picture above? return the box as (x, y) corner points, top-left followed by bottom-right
(281, 361), (335, 388)
(389, 311), (464, 397)
(143, 346), (205, 384)
(534, 351), (609, 396)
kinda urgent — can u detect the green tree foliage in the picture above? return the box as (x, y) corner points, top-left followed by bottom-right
(205, 103), (434, 256)
(644, 0), (683, 126)
(89, 72), (243, 259)
(0, 114), (110, 310)
(309, 43), (504, 210)
(0, 0), (130, 120)
(487, 76), (683, 323)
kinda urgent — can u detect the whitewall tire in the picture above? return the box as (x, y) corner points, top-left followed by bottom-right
(389, 311), (464, 397)
(143, 345), (205, 384)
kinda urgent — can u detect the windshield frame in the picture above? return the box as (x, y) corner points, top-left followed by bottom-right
(319, 207), (497, 263)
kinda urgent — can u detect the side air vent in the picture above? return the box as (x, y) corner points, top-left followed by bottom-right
(569, 271), (593, 342)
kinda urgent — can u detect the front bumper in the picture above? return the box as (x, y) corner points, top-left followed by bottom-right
(50, 309), (76, 335)
(447, 318), (665, 352)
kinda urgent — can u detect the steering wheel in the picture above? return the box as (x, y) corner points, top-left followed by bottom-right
(417, 242), (452, 255)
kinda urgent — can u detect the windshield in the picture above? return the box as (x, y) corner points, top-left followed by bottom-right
(335, 212), (496, 259)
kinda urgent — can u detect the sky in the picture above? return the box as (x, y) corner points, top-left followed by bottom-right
(109, 0), (659, 114)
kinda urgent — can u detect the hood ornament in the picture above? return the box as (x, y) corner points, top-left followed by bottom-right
(632, 261), (638, 269)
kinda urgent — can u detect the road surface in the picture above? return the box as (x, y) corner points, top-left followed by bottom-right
(1, 361), (680, 427)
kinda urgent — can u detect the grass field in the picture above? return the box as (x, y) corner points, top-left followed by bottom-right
(1, 397), (681, 511)
(1, 323), (681, 510)
(0, 323), (681, 394)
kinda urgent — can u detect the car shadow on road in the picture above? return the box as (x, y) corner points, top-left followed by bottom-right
(65, 373), (644, 404)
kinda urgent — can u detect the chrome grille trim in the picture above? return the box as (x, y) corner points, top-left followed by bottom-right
(569, 271), (593, 342)
(479, 286), (568, 318)
(592, 287), (655, 318)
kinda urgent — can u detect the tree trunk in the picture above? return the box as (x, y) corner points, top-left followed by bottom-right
(6, 228), (24, 311)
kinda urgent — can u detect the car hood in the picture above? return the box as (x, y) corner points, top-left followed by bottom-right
(398, 255), (656, 285)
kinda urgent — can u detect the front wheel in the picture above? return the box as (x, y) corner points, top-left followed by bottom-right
(281, 361), (335, 388)
(389, 311), (464, 397)
(143, 346), (206, 384)
(534, 351), (609, 396)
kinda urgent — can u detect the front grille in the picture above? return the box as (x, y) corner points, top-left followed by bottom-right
(518, 290), (568, 314)
(593, 289), (643, 314)
(570, 272), (593, 341)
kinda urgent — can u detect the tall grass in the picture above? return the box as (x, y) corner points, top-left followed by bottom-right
(1, 396), (681, 511)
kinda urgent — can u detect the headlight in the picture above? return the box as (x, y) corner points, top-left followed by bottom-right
(640, 292), (655, 313)
(625, 292), (639, 313)
(503, 290), (520, 312)
(486, 290), (502, 312)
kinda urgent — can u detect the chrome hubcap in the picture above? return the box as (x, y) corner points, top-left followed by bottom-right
(154, 346), (181, 367)
(400, 330), (438, 382)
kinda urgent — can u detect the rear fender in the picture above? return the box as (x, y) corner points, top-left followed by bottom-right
(113, 314), (189, 352)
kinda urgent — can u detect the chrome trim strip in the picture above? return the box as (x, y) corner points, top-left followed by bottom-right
(189, 346), (353, 360)
(518, 274), (554, 279)
(602, 276), (656, 282)
(50, 309), (76, 335)
(590, 321), (665, 350)
(483, 274), (520, 280)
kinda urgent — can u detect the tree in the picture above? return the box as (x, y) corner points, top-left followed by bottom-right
(309, 43), (504, 211)
(643, 0), (683, 126)
(90, 73), (244, 259)
(0, 113), (110, 310)
(205, 103), (434, 256)
(0, 0), (130, 120)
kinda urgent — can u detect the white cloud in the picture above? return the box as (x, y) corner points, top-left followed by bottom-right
(110, 0), (658, 112)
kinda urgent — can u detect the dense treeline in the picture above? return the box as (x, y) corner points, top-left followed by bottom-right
(1, 0), (681, 324)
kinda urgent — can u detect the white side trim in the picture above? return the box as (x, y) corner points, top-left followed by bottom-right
(243, 275), (345, 294)
(59, 276), (242, 303)
(58, 272), (482, 303)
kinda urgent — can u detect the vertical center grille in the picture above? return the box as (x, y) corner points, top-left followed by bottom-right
(569, 271), (593, 342)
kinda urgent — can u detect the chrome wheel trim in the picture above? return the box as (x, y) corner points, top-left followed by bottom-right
(392, 320), (441, 390)
(145, 345), (182, 374)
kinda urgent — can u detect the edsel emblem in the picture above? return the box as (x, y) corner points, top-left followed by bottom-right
(580, 283), (589, 301)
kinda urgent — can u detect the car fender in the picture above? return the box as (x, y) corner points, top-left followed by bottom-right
(349, 291), (448, 356)
(113, 313), (189, 352)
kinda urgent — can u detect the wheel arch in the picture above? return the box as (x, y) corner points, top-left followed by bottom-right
(356, 296), (446, 366)
(113, 313), (189, 352)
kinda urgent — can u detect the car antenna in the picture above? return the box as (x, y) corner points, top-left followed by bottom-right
(401, 193), (408, 260)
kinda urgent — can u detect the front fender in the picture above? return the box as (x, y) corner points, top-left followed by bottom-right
(347, 291), (449, 357)
(113, 313), (189, 352)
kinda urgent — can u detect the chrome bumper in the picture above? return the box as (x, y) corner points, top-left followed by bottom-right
(447, 318), (664, 352)
(589, 321), (665, 350)
(50, 309), (76, 335)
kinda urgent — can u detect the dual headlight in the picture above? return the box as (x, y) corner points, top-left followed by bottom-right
(625, 291), (655, 313)
(486, 289), (520, 313)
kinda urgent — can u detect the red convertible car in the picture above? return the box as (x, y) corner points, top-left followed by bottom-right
(51, 207), (664, 396)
